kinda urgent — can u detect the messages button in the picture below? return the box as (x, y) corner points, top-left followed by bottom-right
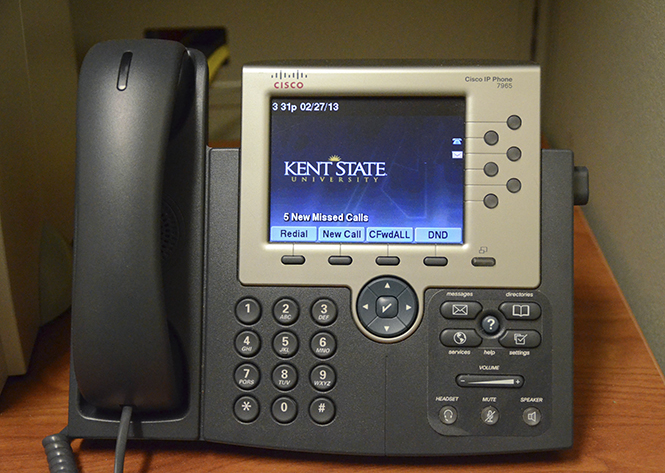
(440, 301), (483, 320)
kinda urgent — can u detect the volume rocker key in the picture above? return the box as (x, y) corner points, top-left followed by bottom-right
(456, 374), (524, 388)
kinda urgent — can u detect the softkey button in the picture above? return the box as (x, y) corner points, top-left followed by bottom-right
(440, 329), (482, 347)
(376, 256), (400, 266)
(281, 255), (305, 265)
(328, 255), (352, 265)
(441, 301), (482, 320)
(499, 330), (542, 348)
(424, 256), (448, 267)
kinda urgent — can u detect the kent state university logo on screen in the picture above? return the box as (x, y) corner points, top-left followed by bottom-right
(283, 155), (388, 183)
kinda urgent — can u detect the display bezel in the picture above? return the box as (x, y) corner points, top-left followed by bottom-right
(238, 62), (541, 317)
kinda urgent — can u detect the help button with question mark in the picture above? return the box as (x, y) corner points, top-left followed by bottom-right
(481, 315), (500, 335)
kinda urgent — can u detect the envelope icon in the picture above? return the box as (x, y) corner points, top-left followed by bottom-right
(452, 304), (468, 316)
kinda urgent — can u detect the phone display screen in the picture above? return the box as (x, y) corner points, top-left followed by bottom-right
(268, 97), (465, 244)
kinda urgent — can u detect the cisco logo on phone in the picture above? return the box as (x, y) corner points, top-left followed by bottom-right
(271, 70), (307, 89)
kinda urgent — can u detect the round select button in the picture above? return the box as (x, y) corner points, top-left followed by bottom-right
(356, 277), (418, 340)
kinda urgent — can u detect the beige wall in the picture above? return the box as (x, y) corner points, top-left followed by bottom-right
(69, 0), (536, 73)
(542, 0), (665, 369)
(69, 0), (537, 140)
(0, 0), (77, 377)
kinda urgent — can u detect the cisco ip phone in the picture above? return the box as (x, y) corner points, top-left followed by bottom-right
(49, 39), (590, 467)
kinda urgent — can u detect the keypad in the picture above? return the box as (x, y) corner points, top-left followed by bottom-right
(232, 295), (339, 425)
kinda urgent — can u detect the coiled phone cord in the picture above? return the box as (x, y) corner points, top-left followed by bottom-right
(42, 428), (76, 472)
(42, 405), (134, 473)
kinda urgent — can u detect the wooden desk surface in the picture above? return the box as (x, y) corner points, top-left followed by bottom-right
(2, 208), (665, 472)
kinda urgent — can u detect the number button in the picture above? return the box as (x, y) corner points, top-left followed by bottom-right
(311, 299), (337, 325)
(273, 298), (299, 325)
(310, 365), (336, 391)
(311, 332), (336, 359)
(310, 397), (335, 424)
(273, 331), (299, 358)
(235, 298), (261, 324)
(234, 395), (259, 422)
(272, 397), (298, 424)
(272, 364), (298, 390)
(234, 331), (261, 357)
(234, 363), (260, 390)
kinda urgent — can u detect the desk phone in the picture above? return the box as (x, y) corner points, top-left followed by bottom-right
(51, 40), (588, 466)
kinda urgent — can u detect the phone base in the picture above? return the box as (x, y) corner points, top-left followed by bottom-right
(68, 148), (576, 455)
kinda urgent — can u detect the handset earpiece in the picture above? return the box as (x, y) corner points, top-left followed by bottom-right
(72, 40), (195, 411)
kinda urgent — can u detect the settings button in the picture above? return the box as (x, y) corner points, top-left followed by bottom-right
(440, 329), (482, 347)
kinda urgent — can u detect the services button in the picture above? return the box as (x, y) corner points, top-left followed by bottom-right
(440, 329), (482, 347)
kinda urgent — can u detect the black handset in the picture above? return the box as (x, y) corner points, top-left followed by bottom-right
(71, 40), (206, 419)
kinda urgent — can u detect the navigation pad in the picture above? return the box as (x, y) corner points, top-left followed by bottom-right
(356, 277), (418, 338)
